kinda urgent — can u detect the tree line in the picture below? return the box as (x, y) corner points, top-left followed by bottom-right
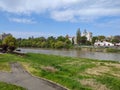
(0, 29), (120, 53)
(17, 36), (72, 49)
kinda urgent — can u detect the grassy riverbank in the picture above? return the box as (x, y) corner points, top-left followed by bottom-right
(106, 48), (120, 53)
(0, 53), (120, 90)
(0, 82), (25, 90)
(75, 46), (120, 53)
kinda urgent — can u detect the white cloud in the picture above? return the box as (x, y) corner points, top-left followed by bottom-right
(9, 18), (36, 24)
(0, 0), (120, 22)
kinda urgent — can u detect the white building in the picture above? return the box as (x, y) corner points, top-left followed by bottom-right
(68, 29), (93, 45)
(68, 36), (77, 44)
(94, 41), (114, 47)
(116, 43), (120, 46)
(82, 30), (92, 41)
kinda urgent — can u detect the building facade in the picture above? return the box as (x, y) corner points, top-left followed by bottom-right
(68, 29), (93, 45)
(81, 30), (92, 41)
(94, 41), (114, 47)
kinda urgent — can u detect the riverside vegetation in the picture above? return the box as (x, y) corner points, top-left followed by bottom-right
(0, 53), (120, 90)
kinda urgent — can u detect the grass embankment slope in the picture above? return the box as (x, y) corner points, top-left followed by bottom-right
(0, 53), (120, 90)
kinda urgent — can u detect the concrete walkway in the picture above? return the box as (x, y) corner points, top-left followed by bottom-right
(0, 62), (66, 90)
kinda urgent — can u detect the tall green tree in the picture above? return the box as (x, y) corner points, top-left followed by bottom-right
(81, 36), (87, 45)
(76, 28), (81, 45)
(92, 36), (98, 44)
(2, 35), (17, 52)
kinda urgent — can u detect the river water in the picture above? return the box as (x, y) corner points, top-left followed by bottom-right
(19, 48), (120, 61)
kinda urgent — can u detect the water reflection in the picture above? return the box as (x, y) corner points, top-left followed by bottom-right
(20, 48), (120, 61)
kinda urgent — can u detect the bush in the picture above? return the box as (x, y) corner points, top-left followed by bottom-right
(55, 41), (64, 49)
(2, 36), (17, 52)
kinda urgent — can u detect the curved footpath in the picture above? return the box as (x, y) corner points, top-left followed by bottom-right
(0, 62), (67, 90)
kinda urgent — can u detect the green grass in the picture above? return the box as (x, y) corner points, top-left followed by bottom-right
(0, 62), (10, 71)
(106, 48), (120, 53)
(0, 53), (120, 90)
(96, 75), (120, 90)
(0, 82), (26, 90)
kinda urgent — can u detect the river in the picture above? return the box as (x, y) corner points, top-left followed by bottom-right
(19, 48), (120, 61)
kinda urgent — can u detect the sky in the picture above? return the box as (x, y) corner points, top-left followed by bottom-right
(0, 0), (120, 38)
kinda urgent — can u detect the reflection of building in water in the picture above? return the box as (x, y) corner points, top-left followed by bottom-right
(82, 29), (92, 41)
(0, 33), (12, 40)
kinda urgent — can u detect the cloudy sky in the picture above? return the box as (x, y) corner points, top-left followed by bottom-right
(0, 0), (120, 38)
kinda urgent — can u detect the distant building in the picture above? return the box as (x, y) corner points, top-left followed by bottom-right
(116, 43), (120, 46)
(68, 29), (92, 45)
(82, 30), (92, 41)
(0, 33), (12, 40)
(94, 41), (114, 47)
(68, 36), (77, 45)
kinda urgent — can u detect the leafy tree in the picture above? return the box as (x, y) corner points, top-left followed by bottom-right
(64, 39), (72, 49)
(41, 41), (47, 48)
(50, 42), (55, 48)
(112, 39), (119, 44)
(81, 36), (87, 45)
(76, 28), (81, 45)
(114, 35), (120, 42)
(98, 35), (105, 41)
(65, 35), (69, 39)
(47, 36), (56, 42)
(47, 36), (56, 48)
(86, 41), (91, 45)
(2, 35), (17, 52)
(57, 36), (66, 42)
(55, 41), (64, 49)
(92, 36), (98, 44)
(39, 37), (46, 42)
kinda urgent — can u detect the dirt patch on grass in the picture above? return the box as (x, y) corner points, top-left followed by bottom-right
(85, 66), (110, 75)
(80, 79), (109, 90)
(41, 66), (58, 73)
(63, 61), (82, 65)
(112, 73), (120, 77)
(105, 63), (120, 68)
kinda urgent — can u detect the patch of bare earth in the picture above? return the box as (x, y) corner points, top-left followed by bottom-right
(105, 63), (120, 68)
(112, 73), (120, 77)
(41, 66), (58, 73)
(63, 61), (82, 65)
(85, 66), (110, 75)
(80, 79), (109, 90)
(102, 63), (120, 77)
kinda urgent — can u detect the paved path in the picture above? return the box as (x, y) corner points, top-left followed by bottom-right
(0, 62), (66, 90)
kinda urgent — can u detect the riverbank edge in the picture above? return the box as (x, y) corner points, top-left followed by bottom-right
(17, 46), (120, 53)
